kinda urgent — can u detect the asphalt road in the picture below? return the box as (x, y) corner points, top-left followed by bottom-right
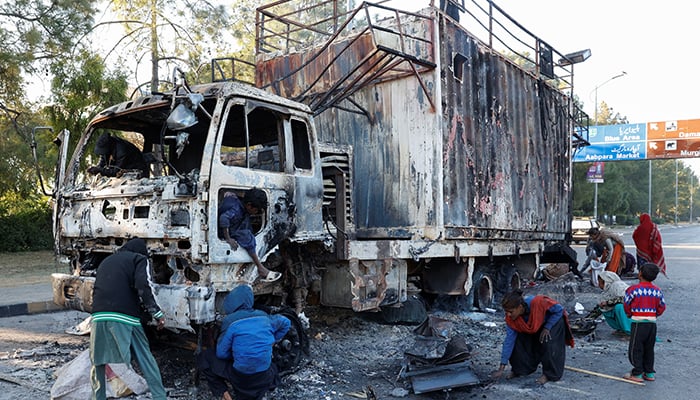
(0, 223), (697, 399)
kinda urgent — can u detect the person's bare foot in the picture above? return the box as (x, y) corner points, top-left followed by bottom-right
(506, 371), (518, 379)
(258, 266), (270, 277)
(536, 375), (549, 384)
(222, 391), (233, 400)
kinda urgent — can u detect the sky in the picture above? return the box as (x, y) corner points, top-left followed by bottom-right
(399, 0), (700, 173)
(32, 1), (699, 172)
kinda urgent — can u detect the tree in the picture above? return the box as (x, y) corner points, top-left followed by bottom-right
(102, 0), (234, 94)
(45, 50), (129, 163)
(0, 0), (97, 108)
(572, 95), (700, 224)
(593, 100), (627, 125)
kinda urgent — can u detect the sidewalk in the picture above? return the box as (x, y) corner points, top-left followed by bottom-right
(0, 281), (62, 318)
(0, 251), (65, 318)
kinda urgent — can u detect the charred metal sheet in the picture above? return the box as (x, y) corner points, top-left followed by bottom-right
(403, 335), (479, 394)
(152, 284), (216, 332)
(307, 11), (571, 244)
(439, 16), (571, 241)
(51, 273), (94, 313)
(256, 2), (435, 113)
(340, 258), (407, 312)
(408, 361), (479, 394)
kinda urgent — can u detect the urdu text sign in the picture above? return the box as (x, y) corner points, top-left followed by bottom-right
(574, 119), (700, 162)
(573, 123), (646, 162)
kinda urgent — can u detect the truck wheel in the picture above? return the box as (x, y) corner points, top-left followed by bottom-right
(472, 269), (494, 311)
(494, 265), (521, 307)
(272, 307), (309, 374)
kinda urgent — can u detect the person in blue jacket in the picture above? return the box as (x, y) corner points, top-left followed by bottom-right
(218, 188), (281, 282)
(197, 285), (290, 400)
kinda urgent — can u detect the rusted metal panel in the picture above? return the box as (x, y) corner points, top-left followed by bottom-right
(313, 74), (441, 235)
(293, 10), (571, 243)
(255, 3), (436, 114)
(439, 16), (571, 241)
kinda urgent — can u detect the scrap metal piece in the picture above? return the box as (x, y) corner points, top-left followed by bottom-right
(405, 360), (480, 394)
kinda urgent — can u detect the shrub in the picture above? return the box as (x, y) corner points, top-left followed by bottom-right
(0, 196), (53, 252)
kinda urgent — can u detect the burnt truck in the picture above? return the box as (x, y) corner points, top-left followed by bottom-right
(48, 0), (587, 331)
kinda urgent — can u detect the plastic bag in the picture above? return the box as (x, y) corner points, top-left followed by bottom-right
(50, 349), (148, 399)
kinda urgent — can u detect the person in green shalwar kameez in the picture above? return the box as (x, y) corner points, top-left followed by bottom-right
(597, 270), (632, 335)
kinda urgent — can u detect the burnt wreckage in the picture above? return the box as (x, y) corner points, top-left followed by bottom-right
(42, 0), (587, 357)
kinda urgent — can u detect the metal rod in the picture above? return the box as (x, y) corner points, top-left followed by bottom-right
(564, 365), (645, 386)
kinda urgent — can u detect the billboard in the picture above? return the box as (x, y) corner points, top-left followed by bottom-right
(573, 119), (700, 162)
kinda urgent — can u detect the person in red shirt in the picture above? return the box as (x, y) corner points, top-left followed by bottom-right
(622, 262), (666, 382)
(491, 289), (574, 384)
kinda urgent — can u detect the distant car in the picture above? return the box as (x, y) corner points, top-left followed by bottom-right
(571, 217), (600, 244)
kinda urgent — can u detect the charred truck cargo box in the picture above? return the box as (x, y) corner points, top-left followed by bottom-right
(45, 0), (583, 332)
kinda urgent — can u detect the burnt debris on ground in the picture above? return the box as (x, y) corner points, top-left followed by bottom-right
(0, 273), (621, 399)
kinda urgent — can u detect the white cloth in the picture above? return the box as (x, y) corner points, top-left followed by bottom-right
(589, 260), (607, 286)
(598, 270), (629, 302)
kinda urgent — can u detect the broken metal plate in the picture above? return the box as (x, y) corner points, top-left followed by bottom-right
(408, 361), (480, 394)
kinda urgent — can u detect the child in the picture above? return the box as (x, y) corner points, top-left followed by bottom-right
(218, 188), (281, 282)
(622, 263), (665, 382)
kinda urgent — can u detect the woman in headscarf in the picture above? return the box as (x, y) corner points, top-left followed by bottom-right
(597, 270), (631, 335)
(632, 213), (667, 277)
(588, 227), (626, 275)
(491, 289), (574, 384)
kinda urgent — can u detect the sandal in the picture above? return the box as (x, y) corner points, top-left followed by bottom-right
(260, 270), (282, 282)
(623, 373), (644, 383)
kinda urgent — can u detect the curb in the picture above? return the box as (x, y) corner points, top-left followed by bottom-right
(0, 301), (65, 318)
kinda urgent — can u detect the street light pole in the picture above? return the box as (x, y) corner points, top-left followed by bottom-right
(591, 71), (627, 220)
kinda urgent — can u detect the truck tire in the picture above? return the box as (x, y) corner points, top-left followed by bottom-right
(272, 307), (309, 374)
(471, 268), (494, 311)
(493, 265), (521, 307)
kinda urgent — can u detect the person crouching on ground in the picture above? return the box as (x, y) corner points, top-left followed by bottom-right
(198, 285), (290, 400)
(623, 263), (665, 383)
(491, 289), (575, 384)
(597, 270), (632, 335)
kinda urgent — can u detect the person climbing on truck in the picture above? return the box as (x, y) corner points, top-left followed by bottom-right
(218, 188), (282, 282)
(87, 132), (149, 178)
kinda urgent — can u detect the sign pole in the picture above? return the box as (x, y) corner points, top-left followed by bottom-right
(648, 160), (652, 216)
(594, 182), (598, 220)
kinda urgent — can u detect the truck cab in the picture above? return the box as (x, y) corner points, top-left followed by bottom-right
(52, 81), (326, 331)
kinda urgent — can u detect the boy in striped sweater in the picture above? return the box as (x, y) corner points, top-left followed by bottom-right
(622, 262), (666, 382)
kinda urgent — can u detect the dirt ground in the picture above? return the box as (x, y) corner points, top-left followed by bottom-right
(0, 245), (688, 399)
(0, 250), (60, 287)
(0, 264), (613, 400)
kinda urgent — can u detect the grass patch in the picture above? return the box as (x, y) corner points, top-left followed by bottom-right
(0, 250), (66, 287)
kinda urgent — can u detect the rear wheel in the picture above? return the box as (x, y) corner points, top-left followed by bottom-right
(473, 270), (494, 310)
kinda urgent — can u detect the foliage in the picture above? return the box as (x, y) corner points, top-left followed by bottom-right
(0, 0), (101, 222)
(0, 192), (53, 251)
(573, 151), (699, 224)
(0, 103), (50, 200)
(593, 101), (627, 125)
(0, 0), (97, 108)
(105, 0), (234, 93)
(45, 50), (129, 158)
